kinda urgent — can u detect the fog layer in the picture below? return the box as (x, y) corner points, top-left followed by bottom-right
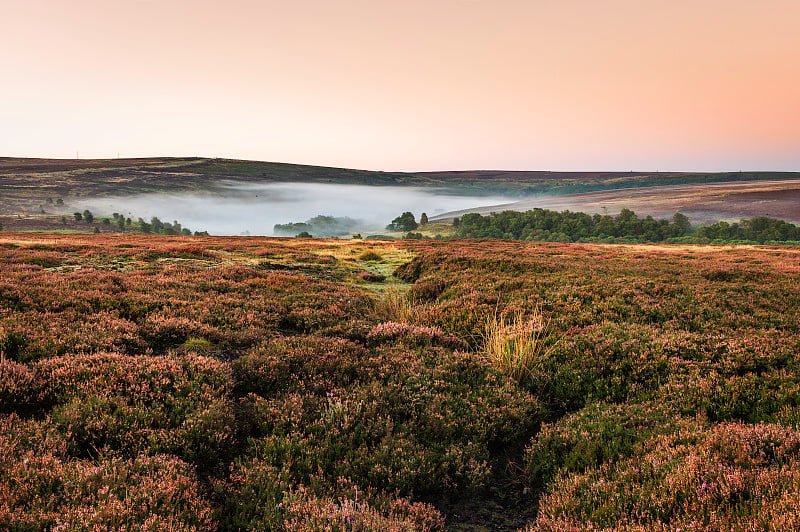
(76, 182), (515, 236)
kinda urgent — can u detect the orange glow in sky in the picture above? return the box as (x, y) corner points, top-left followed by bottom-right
(2, 0), (799, 171)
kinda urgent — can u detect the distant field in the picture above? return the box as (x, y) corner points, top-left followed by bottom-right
(434, 178), (800, 225)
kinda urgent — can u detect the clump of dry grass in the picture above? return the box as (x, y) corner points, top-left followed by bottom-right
(373, 286), (433, 323)
(483, 309), (552, 382)
(373, 286), (414, 322)
(358, 251), (383, 262)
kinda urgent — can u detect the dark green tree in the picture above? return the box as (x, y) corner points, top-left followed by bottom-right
(673, 212), (691, 234)
(387, 212), (418, 232)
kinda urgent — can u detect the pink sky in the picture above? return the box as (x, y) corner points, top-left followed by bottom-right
(2, 0), (799, 171)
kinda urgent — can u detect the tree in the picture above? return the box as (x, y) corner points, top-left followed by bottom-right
(83, 210), (94, 223)
(386, 212), (418, 232)
(672, 212), (691, 235)
(150, 217), (166, 234)
(420, 212), (429, 226)
(296, 231), (312, 238)
(93, 227), (100, 233)
(73, 212), (82, 221)
(61, 216), (67, 225)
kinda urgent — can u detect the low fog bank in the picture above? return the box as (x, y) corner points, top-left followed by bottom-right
(74, 182), (515, 236)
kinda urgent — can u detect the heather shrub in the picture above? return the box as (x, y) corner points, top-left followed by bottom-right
(223, 467), (445, 531)
(367, 321), (467, 350)
(393, 254), (428, 282)
(0, 360), (38, 413)
(170, 398), (239, 472)
(233, 339), (541, 497)
(0, 329), (27, 362)
(532, 420), (800, 530)
(281, 489), (445, 531)
(358, 271), (386, 282)
(234, 336), (374, 396)
(138, 245), (219, 261)
(0, 415), (215, 531)
(219, 459), (293, 530)
(37, 353), (236, 470)
(524, 401), (677, 492)
(408, 279), (447, 302)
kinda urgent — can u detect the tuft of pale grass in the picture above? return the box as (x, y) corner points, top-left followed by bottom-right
(373, 286), (427, 322)
(483, 309), (552, 382)
(358, 250), (383, 262)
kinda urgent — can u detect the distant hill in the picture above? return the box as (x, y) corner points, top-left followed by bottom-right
(2, 156), (798, 200)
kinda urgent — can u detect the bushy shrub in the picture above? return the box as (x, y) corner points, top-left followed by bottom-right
(531, 420), (800, 530)
(0, 415), (215, 531)
(524, 401), (676, 492)
(358, 271), (385, 282)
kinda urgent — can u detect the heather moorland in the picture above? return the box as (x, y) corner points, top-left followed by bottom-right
(2, 232), (800, 530)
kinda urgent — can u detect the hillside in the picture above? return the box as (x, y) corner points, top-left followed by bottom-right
(434, 178), (800, 225)
(3, 156), (799, 235)
(3, 156), (799, 206)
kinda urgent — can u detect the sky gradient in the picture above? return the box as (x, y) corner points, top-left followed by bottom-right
(2, 0), (799, 171)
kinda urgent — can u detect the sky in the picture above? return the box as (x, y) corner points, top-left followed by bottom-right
(2, 0), (799, 171)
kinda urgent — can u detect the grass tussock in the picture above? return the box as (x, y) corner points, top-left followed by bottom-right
(373, 286), (425, 322)
(358, 250), (383, 262)
(483, 309), (552, 382)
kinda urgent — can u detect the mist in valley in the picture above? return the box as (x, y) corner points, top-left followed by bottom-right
(74, 182), (516, 236)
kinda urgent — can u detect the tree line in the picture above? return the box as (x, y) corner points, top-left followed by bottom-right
(452, 208), (692, 242)
(437, 208), (800, 244)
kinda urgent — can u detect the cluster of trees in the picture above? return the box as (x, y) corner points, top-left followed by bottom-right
(73, 210), (95, 223)
(111, 212), (132, 230)
(695, 216), (800, 243)
(274, 215), (360, 237)
(386, 212), (425, 232)
(452, 208), (692, 242)
(139, 217), (207, 236)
